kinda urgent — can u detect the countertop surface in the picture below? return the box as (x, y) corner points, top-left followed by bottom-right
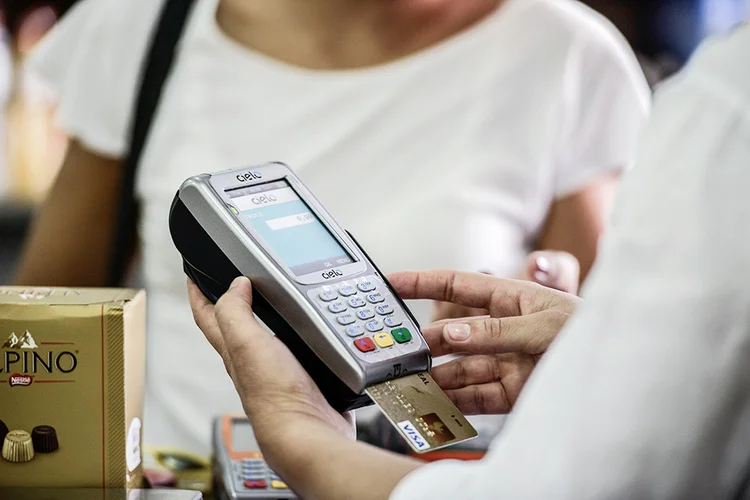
(0, 489), (202, 500)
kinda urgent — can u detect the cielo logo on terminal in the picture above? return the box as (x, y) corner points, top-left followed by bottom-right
(321, 269), (344, 280)
(236, 171), (263, 182)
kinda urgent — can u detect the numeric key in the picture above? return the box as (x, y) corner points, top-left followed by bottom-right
(348, 297), (366, 308)
(336, 313), (356, 325)
(318, 288), (338, 302)
(375, 304), (393, 315)
(384, 316), (402, 327)
(328, 301), (347, 313)
(356, 308), (375, 320)
(365, 319), (384, 332)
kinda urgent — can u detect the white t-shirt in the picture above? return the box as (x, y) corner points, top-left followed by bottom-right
(393, 25), (750, 499)
(29, 0), (649, 455)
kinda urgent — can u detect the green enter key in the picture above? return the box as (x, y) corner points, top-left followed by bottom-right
(391, 328), (412, 343)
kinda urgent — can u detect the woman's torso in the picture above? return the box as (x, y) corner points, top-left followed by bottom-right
(139, 0), (574, 318)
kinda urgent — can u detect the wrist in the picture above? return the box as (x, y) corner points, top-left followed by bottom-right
(254, 416), (344, 483)
(254, 416), (422, 500)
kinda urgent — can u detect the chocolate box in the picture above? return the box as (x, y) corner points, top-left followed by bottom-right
(0, 287), (145, 488)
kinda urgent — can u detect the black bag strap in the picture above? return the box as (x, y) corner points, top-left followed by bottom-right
(107, 0), (197, 286)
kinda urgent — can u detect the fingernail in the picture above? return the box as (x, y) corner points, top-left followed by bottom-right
(445, 323), (470, 341)
(230, 276), (248, 289)
(536, 256), (551, 273)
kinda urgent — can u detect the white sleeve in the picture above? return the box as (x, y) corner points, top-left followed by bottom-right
(25, 0), (165, 157)
(392, 27), (750, 500)
(552, 28), (651, 198)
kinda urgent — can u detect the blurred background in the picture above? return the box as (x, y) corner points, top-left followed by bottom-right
(0, 0), (748, 283)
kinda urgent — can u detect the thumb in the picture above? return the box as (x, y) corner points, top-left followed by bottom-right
(214, 277), (274, 356)
(442, 310), (567, 355)
(521, 251), (580, 295)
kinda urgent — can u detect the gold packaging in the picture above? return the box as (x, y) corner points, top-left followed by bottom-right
(0, 288), (145, 488)
(2, 430), (34, 463)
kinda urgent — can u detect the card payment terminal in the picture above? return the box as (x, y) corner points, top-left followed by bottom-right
(213, 415), (296, 499)
(169, 163), (431, 412)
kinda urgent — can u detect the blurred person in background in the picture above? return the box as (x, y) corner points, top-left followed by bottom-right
(4, 5), (66, 201)
(0, 18), (11, 199)
(14, 0), (649, 457)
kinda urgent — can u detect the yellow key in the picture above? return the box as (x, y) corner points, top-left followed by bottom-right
(373, 332), (394, 348)
(271, 479), (289, 489)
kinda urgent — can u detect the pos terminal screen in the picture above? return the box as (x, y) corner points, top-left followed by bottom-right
(227, 180), (354, 276)
(231, 419), (259, 451)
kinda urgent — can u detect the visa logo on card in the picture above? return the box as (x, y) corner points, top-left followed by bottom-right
(397, 420), (430, 451)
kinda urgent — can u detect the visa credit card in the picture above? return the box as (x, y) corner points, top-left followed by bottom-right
(366, 372), (477, 453)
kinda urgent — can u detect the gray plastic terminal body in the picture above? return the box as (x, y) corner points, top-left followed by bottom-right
(176, 162), (431, 394)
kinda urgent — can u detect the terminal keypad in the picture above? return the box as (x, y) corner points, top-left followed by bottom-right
(310, 275), (418, 362)
(238, 457), (290, 492)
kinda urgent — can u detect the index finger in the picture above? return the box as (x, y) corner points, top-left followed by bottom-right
(388, 270), (524, 316)
(421, 315), (491, 356)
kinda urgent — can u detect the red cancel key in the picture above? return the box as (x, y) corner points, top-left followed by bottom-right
(244, 480), (267, 489)
(354, 338), (376, 352)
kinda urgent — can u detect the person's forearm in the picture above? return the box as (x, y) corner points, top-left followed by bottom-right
(534, 173), (619, 284)
(259, 419), (422, 500)
(14, 142), (123, 286)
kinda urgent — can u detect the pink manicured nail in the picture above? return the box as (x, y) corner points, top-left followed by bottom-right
(536, 256), (551, 272)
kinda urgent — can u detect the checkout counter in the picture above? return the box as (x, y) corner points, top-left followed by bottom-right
(0, 490), (202, 500)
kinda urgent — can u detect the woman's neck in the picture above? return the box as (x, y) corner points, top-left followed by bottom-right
(216, 0), (503, 70)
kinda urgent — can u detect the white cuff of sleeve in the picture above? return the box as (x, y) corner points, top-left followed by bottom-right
(554, 162), (628, 200)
